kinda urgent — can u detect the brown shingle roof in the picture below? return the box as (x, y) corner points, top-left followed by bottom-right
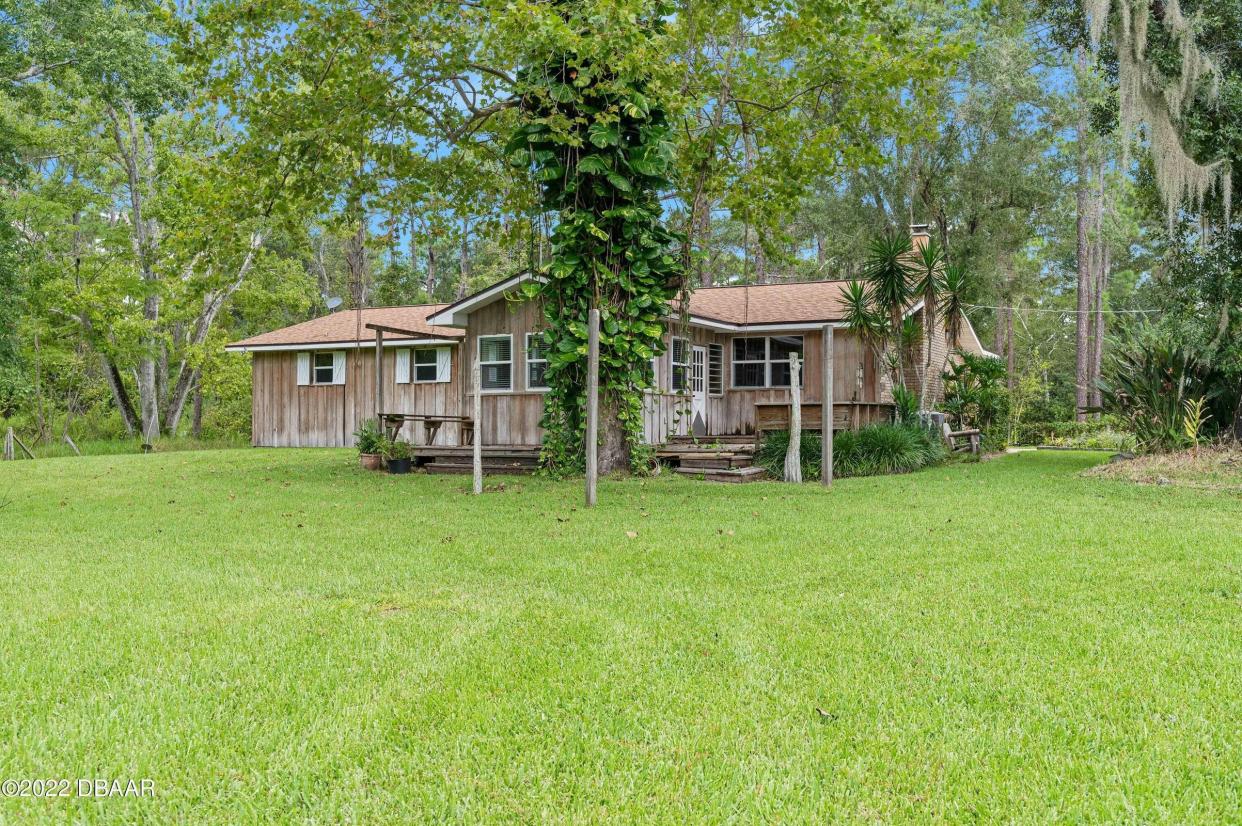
(687, 280), (855, 325)
(228, 305), (463, 349)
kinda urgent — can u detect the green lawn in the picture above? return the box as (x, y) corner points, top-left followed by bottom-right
(1, 450), (1240, 823)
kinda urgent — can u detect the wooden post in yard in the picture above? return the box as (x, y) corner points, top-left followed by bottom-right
(472, 362), (483, 495)
(374, 328), (384, 430)
(64, 434), (81, 456)
(4, 427), (12, 461)
(821, 324), (833, 487)
(784, 353), (802, 482)
(585, 308), (600, 507)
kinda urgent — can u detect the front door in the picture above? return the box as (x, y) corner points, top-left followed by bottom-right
(691, 345), (707, 437)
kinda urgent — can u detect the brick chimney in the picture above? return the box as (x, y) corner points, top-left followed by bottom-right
(910, 222), (931, 251)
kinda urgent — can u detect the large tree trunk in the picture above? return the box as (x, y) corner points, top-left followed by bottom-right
(1089, 163), (1109, 411)
(108, 101), (163, 440)
(1073, 47), (1092, 422)
(597, 396), (630, 475)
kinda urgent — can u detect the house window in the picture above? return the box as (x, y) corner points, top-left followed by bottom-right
(413, 349), (438, 382)
(769, 336), (805, 387)
(312, 352), (336, 385)
(731, 336), (805, 388)
(526, 333), (549, 390)
(478, 335), (512, 391)
(707, 343), (724, 396)
(671, 337), (690, 392)
(732, 338), (767, 388)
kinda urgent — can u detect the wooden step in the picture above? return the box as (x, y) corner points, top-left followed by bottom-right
(424, 461), (537, 475)
(678, 455), (754, 470)
(665, 434), (756, 446)
(674, 466), (767, 483)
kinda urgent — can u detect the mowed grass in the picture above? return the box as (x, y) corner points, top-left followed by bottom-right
(1, 450), (1240, 823)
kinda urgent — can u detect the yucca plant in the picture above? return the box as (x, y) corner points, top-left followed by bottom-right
(862, 233), (915, 388)
(1095, 334), (1216, 453)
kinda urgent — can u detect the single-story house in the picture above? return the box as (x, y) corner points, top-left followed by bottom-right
(226, 232), (992, 449)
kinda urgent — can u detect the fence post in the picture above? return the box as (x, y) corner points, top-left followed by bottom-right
(585, 308), (600, 507)
(784, 353), (802, 482)
(4, 427), (13, 461)
(472, 362), (482, 495)
(822, 324), (833, 487)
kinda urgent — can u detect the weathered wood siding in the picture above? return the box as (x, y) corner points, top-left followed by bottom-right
(651, 326), (880, 437)
(464, 298), (547, 446)
(250, 345), (463, 447)
(248, 298), (889, 447)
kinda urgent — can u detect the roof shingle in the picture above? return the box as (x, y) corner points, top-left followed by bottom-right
(686, 280), (854, 325)
(228, 305), (463, 349)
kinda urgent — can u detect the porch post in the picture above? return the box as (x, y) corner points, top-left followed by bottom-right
(374, 327), (383, 430)
(821, 324), (833, 487)
(585, 308), (600, 507)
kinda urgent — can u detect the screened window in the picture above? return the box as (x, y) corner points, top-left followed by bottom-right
(671, 337), (690, 392)
(731, 336), (804, 388)
(526, 333), (549, 390)
(312, 352), (335, 385)
(769, 336), (805, 387)
(732, 338), (767, 388)
(707, 343), (724, 396)
(478, 335), (512, 391)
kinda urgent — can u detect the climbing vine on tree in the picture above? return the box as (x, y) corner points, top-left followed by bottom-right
(508, 3), (684, 475)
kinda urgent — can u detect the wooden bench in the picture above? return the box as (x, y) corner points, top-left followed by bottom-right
(381, 413), (474, 446)
(942, 423), (981, 454)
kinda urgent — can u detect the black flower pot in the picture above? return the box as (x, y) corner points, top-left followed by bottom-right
(387, 457), (412, 474)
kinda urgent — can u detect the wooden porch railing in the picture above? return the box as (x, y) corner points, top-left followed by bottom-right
(754, 402), (894, 436)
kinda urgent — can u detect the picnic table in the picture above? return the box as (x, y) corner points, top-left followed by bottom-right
(381, 413), (474, 446)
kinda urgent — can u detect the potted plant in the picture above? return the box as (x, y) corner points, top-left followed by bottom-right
(383, 437), (413, 474)
(354, 420), (385, 471)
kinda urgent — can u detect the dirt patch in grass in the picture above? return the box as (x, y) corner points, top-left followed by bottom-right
(1085, 444), (1242, 493)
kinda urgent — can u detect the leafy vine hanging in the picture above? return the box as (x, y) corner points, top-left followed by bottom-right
(507, 6), (684, 475)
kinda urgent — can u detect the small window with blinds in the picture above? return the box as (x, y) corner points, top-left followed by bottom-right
(707, 343), (724, 396)
(479, 335), (512, 391)
(671, 337), (690, 392)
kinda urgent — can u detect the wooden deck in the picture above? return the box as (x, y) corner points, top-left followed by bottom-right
(413, 444), (541, 475)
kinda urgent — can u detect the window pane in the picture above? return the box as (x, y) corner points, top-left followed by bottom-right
(672, 365), (687, 392)
(313, 353), (334, 368)
(414, 349), (436, 365)
(770, 361), (790, 387)
(314, 367), (334, 384)
(482, 363), (511, 390)
(671, 337), (688, 365)
(527, 334), (549, 361)
(733, 361), (765, 388)
(769, 335), (804, 361)
(414, 364), (437, 382)
(480, 336), (511, 363)
(528, 362), (548, 389)
(733, 338), (766, 361)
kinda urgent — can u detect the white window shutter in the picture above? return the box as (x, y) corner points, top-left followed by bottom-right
(395, 349), (410, 384)
(296, 352), (310, 386)
(332, 351), (346, 385)
(435, 347), (451, 382)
